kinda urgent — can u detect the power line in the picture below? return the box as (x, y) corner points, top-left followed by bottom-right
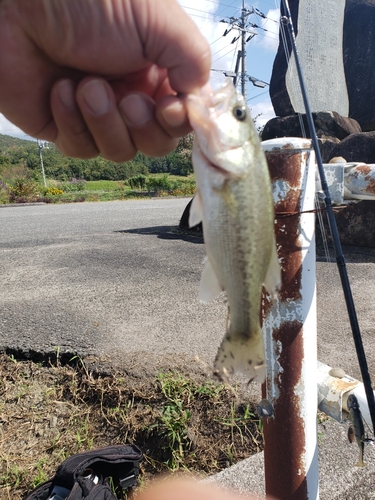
(181, 5), (220, 17)
(181, 0), (239, 9)
(182, 3), (279, 28)
(212, 46), (238, 65)
(209, 35), (227, 46)
(211, 39), (237, 58)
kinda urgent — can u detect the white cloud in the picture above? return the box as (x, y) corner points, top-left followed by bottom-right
(255, 8), (280, 53)
(0, 114), (33, 141)
(179, 0), (240, 74)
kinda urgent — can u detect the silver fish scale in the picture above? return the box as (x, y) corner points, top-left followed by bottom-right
(201, 153), (275, 340)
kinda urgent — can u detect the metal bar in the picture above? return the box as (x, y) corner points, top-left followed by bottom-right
(261, 138), (318, 500)
(281, 0), (375, 437)
(317, 360), (375, 427)
(233, 50), (241, 88)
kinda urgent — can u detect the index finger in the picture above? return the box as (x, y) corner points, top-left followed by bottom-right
(132, 0), (211, 94)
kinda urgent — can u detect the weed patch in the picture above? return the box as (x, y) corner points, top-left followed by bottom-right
(0, 355), (263, 499)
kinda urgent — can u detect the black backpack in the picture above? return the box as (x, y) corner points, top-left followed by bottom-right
(23, 444), (143, 500)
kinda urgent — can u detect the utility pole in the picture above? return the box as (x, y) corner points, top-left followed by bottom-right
(219, 2), (267, 97)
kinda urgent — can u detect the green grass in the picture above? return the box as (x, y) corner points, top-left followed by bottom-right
(85, 180), (127, 191)
(150, 174), (195, 181)
(1, 355), (263, 498)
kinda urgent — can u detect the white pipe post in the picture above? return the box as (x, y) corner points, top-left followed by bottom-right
(260, 138), (319, 500)
(38, 140), (47, 188)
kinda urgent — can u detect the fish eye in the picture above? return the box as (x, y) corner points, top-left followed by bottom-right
(233, 105), (247, 121)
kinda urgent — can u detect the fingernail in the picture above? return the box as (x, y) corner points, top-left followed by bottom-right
(161, 101), (186, 127)
(57, 80), (75, 110)
(81, 79), (110, 116)
(120, 94), (152, 127)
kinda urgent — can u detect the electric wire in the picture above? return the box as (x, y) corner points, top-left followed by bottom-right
(212, 46), (239, 64)
(211, 39), (238, 58)
(180, 5), (225, 19)
(246, 89), (269, 101)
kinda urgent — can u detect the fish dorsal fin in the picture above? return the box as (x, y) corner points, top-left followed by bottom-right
(263, 241), (281, 297)
(199, 256), (223, 303)
(189, 194), (203, 227)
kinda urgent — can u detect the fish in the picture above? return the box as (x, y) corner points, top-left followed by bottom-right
(347, 394), (366, 467)
(185, 80), (280, 383)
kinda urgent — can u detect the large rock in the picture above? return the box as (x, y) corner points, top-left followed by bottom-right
(269, 0), (298, 118)
(344, 0), (375, 131)
(328, 132), (375, 163)
(262, 111), (361, 162)
(316, 200), (375, 248)
(262, 112), (361, 141)
(270, 0), (375, 132)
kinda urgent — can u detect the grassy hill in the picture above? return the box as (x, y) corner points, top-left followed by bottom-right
(0, 133), (36, 151)
(0, 130), (194, 183)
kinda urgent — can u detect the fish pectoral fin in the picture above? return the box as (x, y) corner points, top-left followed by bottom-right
(199, 257), (223, 303)
(263, 240), (281, 297)
(188, 194), (203, 227)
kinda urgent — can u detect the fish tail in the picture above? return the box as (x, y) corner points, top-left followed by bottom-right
(214, 326), (266, 383)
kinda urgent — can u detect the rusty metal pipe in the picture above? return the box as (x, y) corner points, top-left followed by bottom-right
(261, 138), (318, 500)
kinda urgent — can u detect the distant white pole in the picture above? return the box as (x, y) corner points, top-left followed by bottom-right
(38, 139), (47, 187)
(260, 137), (319, 500)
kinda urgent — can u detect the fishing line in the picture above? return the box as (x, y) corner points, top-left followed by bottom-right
(278, 0), (334, 272)
(277, 4), (307, 139)
(278, 0), (354, 309)
(281, 0), (375, 436)
(278, 0), (331, 267)
(315, 193), (332, 263)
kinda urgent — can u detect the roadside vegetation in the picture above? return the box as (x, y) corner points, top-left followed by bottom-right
(0, 133), (196, 204)
(0, 175), (196, 204)
(0, 354), (263, 500)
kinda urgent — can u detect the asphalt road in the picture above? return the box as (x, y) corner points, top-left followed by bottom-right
(0, 199), (228, 375)
(1, 199), (375, 381)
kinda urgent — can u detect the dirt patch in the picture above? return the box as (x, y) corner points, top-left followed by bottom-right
(0, 354), (263, 500)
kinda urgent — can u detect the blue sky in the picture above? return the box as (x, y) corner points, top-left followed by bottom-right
(0, 0), (281, 140)
(179, 0), (281, 127)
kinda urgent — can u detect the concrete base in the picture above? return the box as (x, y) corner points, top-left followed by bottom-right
(207, 418), (375, 499)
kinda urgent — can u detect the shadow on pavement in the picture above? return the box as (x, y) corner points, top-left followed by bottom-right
(115, 225), (204, 244)
(316, 245), (375, 263)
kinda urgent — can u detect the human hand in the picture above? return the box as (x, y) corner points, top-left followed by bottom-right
(0, 0), (211, 160)
(137, 478), (272, 500)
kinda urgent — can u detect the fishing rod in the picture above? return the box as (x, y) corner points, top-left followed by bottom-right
(280, 0), (375, 436)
